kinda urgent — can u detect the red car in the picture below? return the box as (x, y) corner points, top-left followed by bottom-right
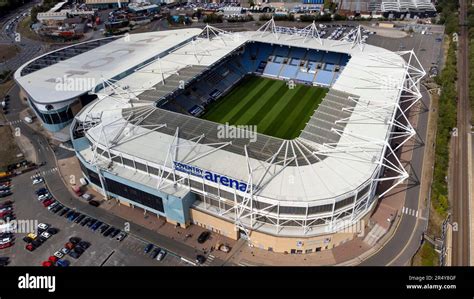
(64, 242), (75, 250)
(25, 244), (35, 251)
(48, 256), (58, 263)
(0, 242), (12, 249)
(0, 210), (13, 217)
(42, 261), (53, 267)
(42, 199), (54, 207)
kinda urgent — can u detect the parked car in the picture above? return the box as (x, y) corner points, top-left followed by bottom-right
(0, 242), (13, 249)
(91, 221), (103, 231)
(116, 232), (127, 242)
(59, 207), (70, 216)
(74, 246), (85, 255)
(56, 259), (70, 267)
(35, 188), (48, 196)
(110, 228), (120, 238)
(25, 243), (35, 251)
(42, 199), (55, 207)
(103, 227), (115, 237)
(151, 248), (160, 259)
(86, 219), (97, 228)
(37, 223), (49, 232)
(40, 232), (51, 240)
(65, 210), (75, 219)
(77, 241), (90, 249)
(47, 202), (59, 211)
(144, 243), (153, 254)
(53, 251), (65, 259)
(60, 247), (70, 255)
(196, 254), (206, 264)
(157, 249), (166, 261)
(80, 217), (91, 226)
(46, 227), (59, 235)
(69, 237), (81, 245)
(74, 215), (85, 223)
(37, 194), (51, 201)
(48, 256), (58, 263)
(99, 224), (109, 234)
(89, 200), (100, 207)
(68, 250), (80, 259)
(32, 177), (43, 185)
(197, 231), (210, 244)
(65, 242), (75, 250)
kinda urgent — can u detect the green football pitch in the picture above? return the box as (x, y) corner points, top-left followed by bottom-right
(201, 76), (328, 139)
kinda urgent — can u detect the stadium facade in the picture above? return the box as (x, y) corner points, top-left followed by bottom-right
(14, 22), (425, 254)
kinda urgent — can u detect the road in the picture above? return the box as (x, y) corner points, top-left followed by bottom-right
(360, 86), (430, 266)
(451, 0), (471, 266)
(0, 1), (44, 74)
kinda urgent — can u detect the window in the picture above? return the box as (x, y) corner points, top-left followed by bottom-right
(335, 196), (355, 210)
(103, 177), (164, 212)
(305, 249), (313, 254)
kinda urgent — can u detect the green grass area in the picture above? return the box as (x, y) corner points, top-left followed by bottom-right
(201, 76), (328, 139)
(417, 242), (439, 266)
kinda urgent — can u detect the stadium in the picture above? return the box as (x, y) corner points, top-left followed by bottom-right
(14, 21), (425, 254)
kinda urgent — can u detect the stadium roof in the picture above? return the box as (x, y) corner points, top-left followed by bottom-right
(14, 29), (202, 106)
(64, 25), (424, 205)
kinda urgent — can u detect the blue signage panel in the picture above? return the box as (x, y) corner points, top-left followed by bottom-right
(173, 161), (250, 193)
